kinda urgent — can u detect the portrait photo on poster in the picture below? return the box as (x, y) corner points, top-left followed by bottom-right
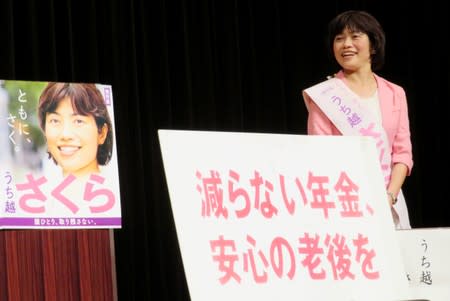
(0, 80), (121, 229)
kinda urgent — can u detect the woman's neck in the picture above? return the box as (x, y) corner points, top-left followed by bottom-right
(342, 69), (377, 99)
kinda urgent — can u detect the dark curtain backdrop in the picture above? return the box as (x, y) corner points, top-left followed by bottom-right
(1, 0), (449, 300)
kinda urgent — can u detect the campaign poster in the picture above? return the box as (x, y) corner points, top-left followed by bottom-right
(0, 80), (121, 229)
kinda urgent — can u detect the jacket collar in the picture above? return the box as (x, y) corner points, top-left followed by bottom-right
(334, 70), (394, 129)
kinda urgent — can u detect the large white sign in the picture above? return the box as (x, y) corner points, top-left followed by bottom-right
(159, 130), (412, 301)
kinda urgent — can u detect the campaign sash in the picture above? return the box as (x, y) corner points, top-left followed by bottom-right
(303, 77), (392, 186)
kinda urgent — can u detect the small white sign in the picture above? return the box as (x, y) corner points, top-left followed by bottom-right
(158, 130), (411, 301)
(397, 227), (450, 301)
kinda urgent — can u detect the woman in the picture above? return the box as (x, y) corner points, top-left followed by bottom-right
(302, 10), (413, 229)
(38, 82), (113, 179)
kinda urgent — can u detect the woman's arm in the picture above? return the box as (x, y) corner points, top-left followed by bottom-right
(386, 162), (408, 205)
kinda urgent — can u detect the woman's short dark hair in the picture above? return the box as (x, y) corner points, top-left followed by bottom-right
(327, 10), (386, 71)
(38, 82), (113, 165)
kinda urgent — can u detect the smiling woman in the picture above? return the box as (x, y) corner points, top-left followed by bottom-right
(37, 83), (114, 178)
(302, 10), (413, 230)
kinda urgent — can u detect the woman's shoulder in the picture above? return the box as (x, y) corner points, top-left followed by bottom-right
(374, 73), (405, 92)
(374, 73), (408, 105)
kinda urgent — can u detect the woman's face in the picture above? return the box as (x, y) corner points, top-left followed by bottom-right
(45, 97), (108, 177)
(333, 27), (372, 72)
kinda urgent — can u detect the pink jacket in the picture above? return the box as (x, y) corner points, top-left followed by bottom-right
(303, 71), (413, 175)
